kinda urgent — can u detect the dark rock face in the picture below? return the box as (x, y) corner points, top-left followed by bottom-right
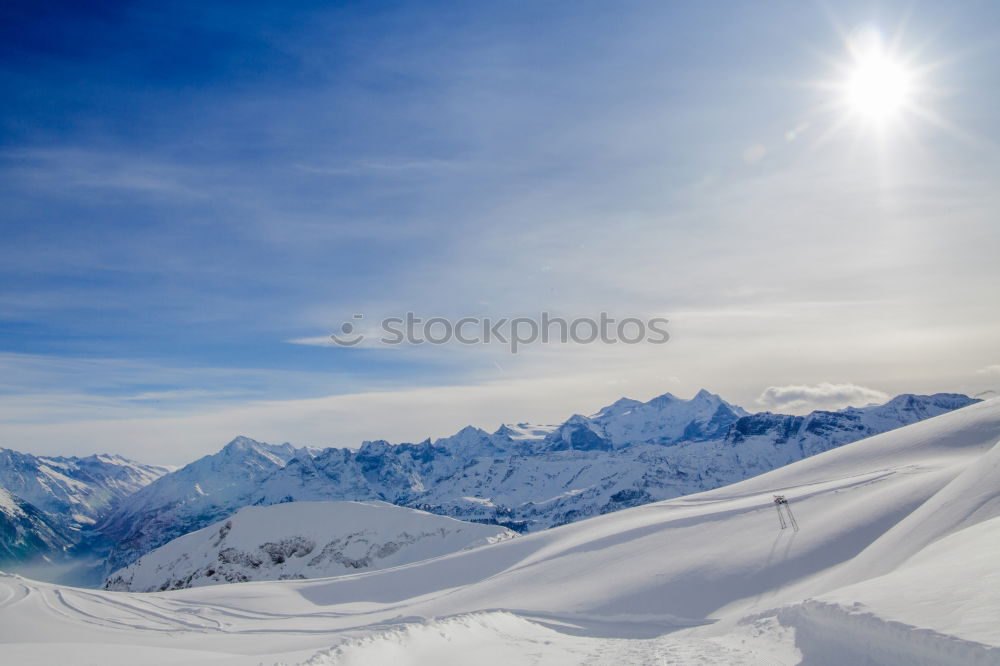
(547, 420), (614, 452)
(727, 413), (804, 445)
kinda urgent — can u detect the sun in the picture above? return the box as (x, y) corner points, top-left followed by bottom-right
(841, 27), (914, 123)
(846, 52), (911, 120)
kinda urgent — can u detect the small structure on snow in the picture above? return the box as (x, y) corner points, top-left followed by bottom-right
(773, 494), (799, 532)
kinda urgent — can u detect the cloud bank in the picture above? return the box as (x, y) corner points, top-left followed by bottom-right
(756, 382), (890, 413)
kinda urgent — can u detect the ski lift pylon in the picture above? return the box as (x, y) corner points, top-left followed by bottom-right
(773, 494), (799, 532)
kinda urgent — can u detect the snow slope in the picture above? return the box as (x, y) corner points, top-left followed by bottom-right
(104, 501), (516, 592)
(0, 398), (997, 665)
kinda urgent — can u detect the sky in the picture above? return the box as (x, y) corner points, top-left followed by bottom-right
(1, 0), (999, 464)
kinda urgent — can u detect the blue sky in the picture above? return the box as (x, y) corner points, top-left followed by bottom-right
(2, 1), (999, 462)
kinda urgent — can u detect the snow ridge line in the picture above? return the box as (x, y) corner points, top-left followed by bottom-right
(774, 600), (1000, 666)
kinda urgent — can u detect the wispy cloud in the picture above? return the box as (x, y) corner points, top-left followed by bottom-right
(293, 158), (464, 175)
(1, 148), (206, 198)
(0, 352), (373, 419)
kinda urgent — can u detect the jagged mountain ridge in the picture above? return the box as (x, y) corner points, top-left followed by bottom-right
(0, 449), (171, 564)
(104, 501), (517, 592)
(0, 448), (171, 527)
(98, 390), (977, 573)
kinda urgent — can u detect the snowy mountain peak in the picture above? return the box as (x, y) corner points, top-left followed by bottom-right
(98, 436), (303, 574)
(455, 425), (490, 438)
(590, 397), (644, 419)
(882, 392), (976, 412)
(691, 388), (746, 413)
(575, 389), (749, 449)
(222, 435), (259, 450)
(222, 436), (295, 459)
(357, 439), (394, 456)
(216, 438), (308, 473)
(492, 424), (517, 439)
(593, 389), (748, 420)
(435, 426), (494, 454)
(0, 448), (169, 526)
(646, 388), (745, 412)
(646, 391), (679, 406)
(81, 453), (121, 463)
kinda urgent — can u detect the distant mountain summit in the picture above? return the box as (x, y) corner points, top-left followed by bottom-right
(95, 391), (978, 573)
(543, 388), (747, 451)
(0, 448), (169, 527)
(0, 449), (170, 567)
(97, 437), (308, 574)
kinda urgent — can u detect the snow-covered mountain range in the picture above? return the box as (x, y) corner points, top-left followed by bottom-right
(0, 449), (171, 564)
(1, 395), (997, 665)
(104, 501), (516, 592)
(95, 390), (976, 575)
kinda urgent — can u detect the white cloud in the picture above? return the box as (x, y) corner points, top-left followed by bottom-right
(287, 336), (340, 347)
(978, 364), (1000, 375)
(756, 382), (890, 414)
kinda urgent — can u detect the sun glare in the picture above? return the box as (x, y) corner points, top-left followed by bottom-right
(846, 52), (911, 120)
(843, 29), (913, 123)
(807, 20), (968, 157)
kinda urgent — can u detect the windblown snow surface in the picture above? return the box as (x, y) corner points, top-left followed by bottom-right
(1, 398), (998, 665)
